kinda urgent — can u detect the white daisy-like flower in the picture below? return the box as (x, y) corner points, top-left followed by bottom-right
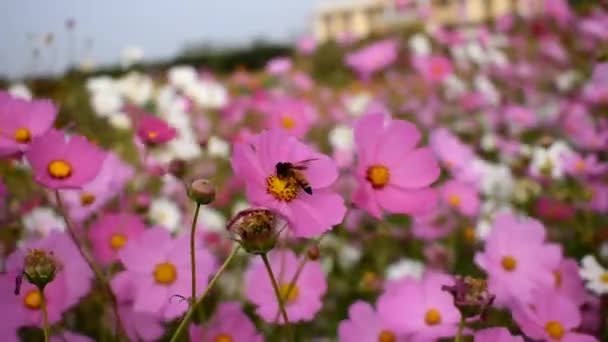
(529, 140), (572, 179)
(196, 206), (226, 233)
(22, 207), (66, 239)
(329, 125), (354, 151)
(344, 92), (372, 117)
(408, 33), (430, 56)
(168, 65), (198, 89)
(107, 112), (132, 130)
(117, 72), (154, 105)
(148, 197), (182, 233)
(385, 258), (424, 281)
(9, 83), (32, 99)
(579, 255), (608, 295)
(207, 136), (230, 159)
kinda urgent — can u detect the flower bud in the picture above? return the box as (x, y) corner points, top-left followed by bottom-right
(188, 179), (216, 205)
(307, 245), (320, 261)
(23, 249), (62, 290)
(227, 208), (278, 255)
(442, 276), (495, 320)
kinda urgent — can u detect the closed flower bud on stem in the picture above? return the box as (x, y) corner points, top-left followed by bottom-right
(442, 276), (495, 320)
(227, 208), (279, 255)
(188, 179), (216, 205)
(22, 249), (62, 290)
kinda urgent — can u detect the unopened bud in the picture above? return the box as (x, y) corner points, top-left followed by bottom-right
(23, 249), (62, 290)
(189, 179), (216, 205)
(307, 245), (320, 260)
(227, 208), (278, 255)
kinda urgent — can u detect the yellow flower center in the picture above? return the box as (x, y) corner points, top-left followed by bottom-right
(266, 175), (299, 202)
(545, 321), (565, 340)
(23, 289), (42, 310)
(377, 330), (396, 342)
(281, 116), (296, 130)
(463, 226), (476, 243)
(501, 256), (517, 272)
(109, 233), (128, 251)
(366, 165), (390, 189)
(601, 273), (608, 284)
(554, 271), (562, 288)
(213, 334), (233, 342)
(279, 283), (300, 304)
(147, 131), (158, 139)
(447, 195), (461, 207)
(47, 160), (72, 179)
(153, 262), (177, 285)
(80, 192), (96, 206)
(14, 127), (32, 143)
(424, 308), (442, 326)
(574, 160), (586, 172)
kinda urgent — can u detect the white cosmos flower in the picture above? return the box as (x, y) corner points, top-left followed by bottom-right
(108, 112), (132, 130)
(345, 92), (372, 117)
(207, 136), (230, 159)
(148, 197), (182, 233)
(9, 83), (32, 99)
(579, 255), (608, 295)
(385, 258), (424, 281)
(196, 207), (227, 233)
(117, 72), (153, 105)
(168, 65), (198, 89)
(22, 207), (65, 239)
(90, 91), (123, 117)
(529, 141), (572, 179)
(121, 46), (144, 69)
(409, 33), (430, 56)
(329, 125), (354, 151)
(185, 80), (228, 109)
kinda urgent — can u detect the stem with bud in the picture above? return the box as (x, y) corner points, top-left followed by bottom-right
(41, 288), (49, 342)
(261, 253), (295, 342)
(190, 203), (201, 305)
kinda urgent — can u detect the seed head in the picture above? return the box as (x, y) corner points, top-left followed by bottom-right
(22, 249), (62, 290)
(227, 208), (279, 255)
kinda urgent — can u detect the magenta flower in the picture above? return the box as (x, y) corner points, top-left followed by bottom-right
(266, 57), (292, 76)
(60, 153), (134, 222)
(25, 129), (107, 189)
(137, 114), (177, 145)
(474, 213), (562, 307)
(377, 272), (460, 340)
(411, 209), (456, 241)
(429, 128), (475, 174)
(562, 152), (606, 177)
(412, 55), (453, 83)
(475, 327), (524, 342)
(231, 129), (346, 237)
(513, 289), (597, 342)
(117, 228), (217, 320)
(264, 96), (317, 138)
(440, 180), (480, 217)
(353, 113), (440, 218)
(338, 301), (406, 342)
(89, 212), (146, 264)
(345, 39), (398, 80)
(245, 249), (326, 323)
(190, 301), (263, 341)
(0, 92), (57, 158)
(552, 258), (586, 306)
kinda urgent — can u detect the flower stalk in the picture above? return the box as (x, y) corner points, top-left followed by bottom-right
(261, 253), (295, 342)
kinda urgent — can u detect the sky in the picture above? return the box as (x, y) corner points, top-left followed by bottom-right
(0, 0), (321, 79)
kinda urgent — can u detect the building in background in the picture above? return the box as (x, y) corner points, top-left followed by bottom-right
(314, 0), (545, 42)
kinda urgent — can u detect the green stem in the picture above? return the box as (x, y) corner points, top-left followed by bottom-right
(54, 190), (127, 341)
(170, 245), (240, 342)
(190, 203), (201, 305)
(455, 315), (465, 342)
(261, 253), (294, 342)
(41, 288), (49, 342)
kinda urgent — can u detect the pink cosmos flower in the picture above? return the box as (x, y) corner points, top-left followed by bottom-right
(0, 92), (57, 157)
(117, 228), (217, 320)
(137, 114), (177, 145)
(263, 96), (318, 138)
(552, 258), (586, 306)
(110, 272), (166, 341)
(189, 302), (263, 341)
(338, 301), (406, 342)
(440, 180), (480, 217)
(513, 289), (597, 342)
(475, 327), (524, 342)
(412, 55), (453, 83)
(245, 249), (326, 323)
(266, 57), (292, 76)
(296, 35), (317, 55)
(345, 39), (398, 80)
(231, 129), (346, 237)
(474, 213), (562, 307)
(352, 113), (440, 218)
(411, 209), (456, 241)
(429, 128), (475, 174)
(504, 105), (537, 130)
(589, 182), (608, 213)
(89, 212), (146, 264)
(60, 153), (134, 222)
(562, 152), (606, 177)
(377, 272), (460, 340)
(25, 129), (107, 189)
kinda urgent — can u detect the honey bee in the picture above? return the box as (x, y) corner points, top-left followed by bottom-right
(275, 159), (317, 195)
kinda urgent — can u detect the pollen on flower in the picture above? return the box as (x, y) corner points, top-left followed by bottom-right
(109, 233), (128, 251)
(545, 320), (565, 340)
(154, 262), (177, 285)
(424, 308), (442, 326)
(366, 165), (390, 189)
(281, 116), (296, 130)
(147, 131), (158, 139)
(23, 289), (42, 310)
(448, 195), (461, 207)
(601, 273), (608, 284)
(14, 127), (32, 143)
(554, 271), (562, 288)
(213, 334), (233, 342)
(80, 192), (96, 206)
(574, 160), (586, 172)
(377, 330), (396, 342)
(266, 175), (299, 201)
(501, 256), (517, 272)
(47, 160), (72, 179)
(279, 283), (300, 303)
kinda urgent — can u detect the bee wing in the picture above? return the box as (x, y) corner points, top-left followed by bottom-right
(293, 158), (319, 169)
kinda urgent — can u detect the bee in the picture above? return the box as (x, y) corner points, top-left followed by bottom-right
(275, 159), (317, 195)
